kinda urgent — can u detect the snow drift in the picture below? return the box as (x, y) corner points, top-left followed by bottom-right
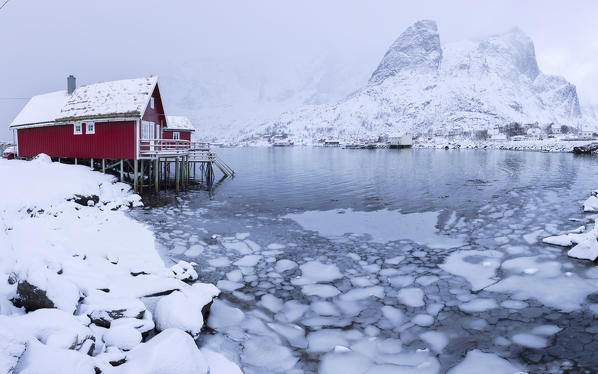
(0, 158), (239, 374)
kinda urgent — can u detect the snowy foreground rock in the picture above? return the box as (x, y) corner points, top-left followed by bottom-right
(0, 158), (240, 373)
(543, 191), (598, 261)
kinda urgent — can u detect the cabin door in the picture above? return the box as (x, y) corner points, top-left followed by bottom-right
(141, 121), (155, 151)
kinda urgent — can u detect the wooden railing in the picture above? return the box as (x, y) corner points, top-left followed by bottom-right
(139, 139), (212, 156)
(139, 139), (190, 155)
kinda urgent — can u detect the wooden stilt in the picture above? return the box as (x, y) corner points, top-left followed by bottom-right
(120, 160), (124, 182)
(175, 157), (180, 193)
(102, 159), (105, 173)
(74, 158), (77, 165)
(90, 158), (94, 170)
(140, 160), (144, 193)
(154, 158), (159, 193)
(133, 159), (138, 193)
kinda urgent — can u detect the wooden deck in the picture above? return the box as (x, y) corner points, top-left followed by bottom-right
(134, 139), (234, 193)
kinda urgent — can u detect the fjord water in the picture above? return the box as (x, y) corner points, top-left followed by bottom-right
(133, 148), (598, 373)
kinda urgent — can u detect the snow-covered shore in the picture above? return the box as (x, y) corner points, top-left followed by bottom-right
(414, 138), (596, 153)
(0, 156), (240, 373)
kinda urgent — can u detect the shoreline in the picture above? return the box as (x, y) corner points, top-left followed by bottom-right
(412, 138), (597, 153)
(0, 156), (240, 374)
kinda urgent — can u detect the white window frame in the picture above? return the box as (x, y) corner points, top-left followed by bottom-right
(150, 97), (155, 109)
(73, 123), (82, 135)
(85, 122), (95, 134)
(173, 131), (180, 140)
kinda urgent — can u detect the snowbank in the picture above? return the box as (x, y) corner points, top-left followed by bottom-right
(0, 158), (239, 373)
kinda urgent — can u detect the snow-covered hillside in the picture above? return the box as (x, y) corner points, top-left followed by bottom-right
(240, 20), (589, 143)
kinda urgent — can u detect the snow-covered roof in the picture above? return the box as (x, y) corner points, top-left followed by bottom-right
(58, 76), (158, 121)
(165, 116), (195, 132)
(10, 76), (159, 128)
(9, 91), (70, 128)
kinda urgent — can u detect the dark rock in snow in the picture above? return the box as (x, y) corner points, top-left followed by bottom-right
(12, 280), (55, 312)
(70, 195), (100, 207)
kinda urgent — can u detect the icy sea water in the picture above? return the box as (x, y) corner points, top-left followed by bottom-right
(132, 148), (598, 373)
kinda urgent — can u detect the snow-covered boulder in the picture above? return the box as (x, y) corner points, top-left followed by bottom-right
(14, 338), (96, 374)
(13, 271), (80, 314)
(169, 261), (198, 282)
(543, 223), (598, 261)
(154, 283), (219, 338)
(203, 349), (243, 374)
(568, 238), (598, 261)
(584, 192), (598, 212)
(0, 309), (93, 372)
(103, 325), (142, 351)
(31, 153), (52, 164)
(112, 328), (209, 374)
(79, 292), (147, 328)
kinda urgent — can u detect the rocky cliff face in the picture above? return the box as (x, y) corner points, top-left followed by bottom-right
(245, 20), (585, 143)
(369, 20), (442, 84)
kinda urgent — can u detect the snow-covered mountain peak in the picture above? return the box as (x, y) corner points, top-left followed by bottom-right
(235, 21), (590, 143)
(441, 27), (540, 83)
(369, 20), (442, 85)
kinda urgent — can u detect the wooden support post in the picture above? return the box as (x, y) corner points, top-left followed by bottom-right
(175, 157), (180, 193)
(186, 157), (190, 186)
(133, 159), (138, 193)
(120, 160), (124, 182)
(182, 157), (187, 190)
(90, 158), (94, 170)
(140, 160), (144, 193)
(102, 159), (105, 173)
(74, 158), (77, 165)
(154, 158), (159, 193)
(58, 158), (61, 163)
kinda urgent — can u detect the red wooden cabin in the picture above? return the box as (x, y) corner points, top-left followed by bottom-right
(163, 116), (195, 142)
(9, 75), (181, 160)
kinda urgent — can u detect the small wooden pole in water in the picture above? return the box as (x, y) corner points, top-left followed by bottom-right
(120, 160), (124, 182)
(133, 159), (138, 193)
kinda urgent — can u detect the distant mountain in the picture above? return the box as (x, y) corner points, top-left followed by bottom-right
(239, 20), (587, 143)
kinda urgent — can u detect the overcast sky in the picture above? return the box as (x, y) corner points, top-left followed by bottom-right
(1, 0), (597, 140)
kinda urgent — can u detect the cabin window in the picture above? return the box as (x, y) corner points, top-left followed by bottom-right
(173, 132), (180, 140)
(73, 123), (82, 135)
(85, 122), (95, 134)
(150, 97), (155, 109)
